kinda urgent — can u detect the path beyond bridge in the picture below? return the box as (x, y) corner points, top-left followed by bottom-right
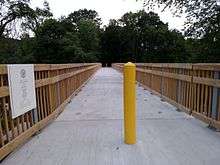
(2, 68), (220, 165)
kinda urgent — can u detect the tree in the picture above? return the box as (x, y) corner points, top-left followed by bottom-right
(21, 1), (53, 35)
(66, 9), (101, 26)
(0, 0), (32, 37)
(101, 19), (123, 64)
(101, 10), (187, 63)
(143, 0), (220, 37)
(34, 19), (68, 63)
(0, 7), (199, 64)
(14, 35), (36, 63)
(77, 19), (100, 52)
(57, 9), (102, 63)
(0, 37), (19, 63)
(33, 18), (100, 63)
(0, 0), (52, 38)
(119, 11), (170, 62)
(141, 1), (220, 62)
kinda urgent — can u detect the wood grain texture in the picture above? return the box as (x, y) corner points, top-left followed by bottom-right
(2, 68), (220, 165)
(112, 63), (219, 129)
(0, 63), (101, 159)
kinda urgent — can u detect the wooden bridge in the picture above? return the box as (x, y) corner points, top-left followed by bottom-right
(1, 63), (220, 165)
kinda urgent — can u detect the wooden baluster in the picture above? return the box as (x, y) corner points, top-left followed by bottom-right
(0, 76), (5, 146)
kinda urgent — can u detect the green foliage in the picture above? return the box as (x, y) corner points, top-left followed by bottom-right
(14, 36), (35, 63)
(32, 17), (100, 63)
(66, 9), (101, 26)
(142, 0), (220, 61)
(101, 10), (187, 63)
(34, 19), (74, 63)
(23, 9), (102, 64)
(185, 32), (220, 63)
(143, 0), (220, 37)
(78, 19), (100, 52)
(21, 1), (53, 34)
(0, 38), (20, 63)
(0, 0), (52, 38)
(100, 20), (123, 63)
(0, 3), (219, 64)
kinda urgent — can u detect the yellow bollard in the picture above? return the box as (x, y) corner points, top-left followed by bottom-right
(123, 62), (136, 144)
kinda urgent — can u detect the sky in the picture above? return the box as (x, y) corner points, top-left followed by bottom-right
(31, 0), (186, 31)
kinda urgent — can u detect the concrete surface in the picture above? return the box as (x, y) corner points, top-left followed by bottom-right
(2, 68), (220, 165)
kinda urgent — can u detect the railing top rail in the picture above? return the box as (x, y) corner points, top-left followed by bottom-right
(192, 63), (220, 71)
(0, 64), (100, 98)
(35, 63), (99, 71)
(136, 63), (192, 69)
(114, 63), (220, 71)
(0, 63), (99, 74)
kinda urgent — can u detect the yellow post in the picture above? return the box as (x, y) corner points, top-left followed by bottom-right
(124, 62), (136, 144)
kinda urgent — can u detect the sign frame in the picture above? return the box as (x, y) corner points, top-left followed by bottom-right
(7, 64), (37, 119)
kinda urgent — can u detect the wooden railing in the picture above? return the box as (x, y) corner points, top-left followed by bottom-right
(0, 63), (101, 160)
(112, 63), (220, 130)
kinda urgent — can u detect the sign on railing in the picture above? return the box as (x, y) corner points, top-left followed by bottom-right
(7, 64), (37, 119)
(0, 63), (100, 161)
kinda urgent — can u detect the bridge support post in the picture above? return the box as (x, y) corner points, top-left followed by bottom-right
(123, 62), (136, 144)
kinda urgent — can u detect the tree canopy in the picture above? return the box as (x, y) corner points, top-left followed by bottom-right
(0, 1), (219, 64)
(101, 11), (187, 63)
(0, 0), (52, 38)
(144, 0), (220, 37)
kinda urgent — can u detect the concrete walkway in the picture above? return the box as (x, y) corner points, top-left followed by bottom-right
(2, 68), (220, 165)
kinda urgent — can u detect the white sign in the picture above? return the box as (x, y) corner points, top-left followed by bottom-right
(7, 64), (36, 119)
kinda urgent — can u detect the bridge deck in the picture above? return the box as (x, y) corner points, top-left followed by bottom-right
(2, 68), (220, 165)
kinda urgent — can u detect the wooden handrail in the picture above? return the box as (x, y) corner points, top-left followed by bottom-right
(0, 64), (99, 97)
(0, 63), (99, 74)
(0, 63), (101, 160)
(112, 63), (220, 130)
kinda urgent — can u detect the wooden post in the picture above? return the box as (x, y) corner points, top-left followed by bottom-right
(211, 71), (220, 120)
(32, 108), (38, 124)
(160, 65), (164, 101)
(176, 69), (183, 110)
